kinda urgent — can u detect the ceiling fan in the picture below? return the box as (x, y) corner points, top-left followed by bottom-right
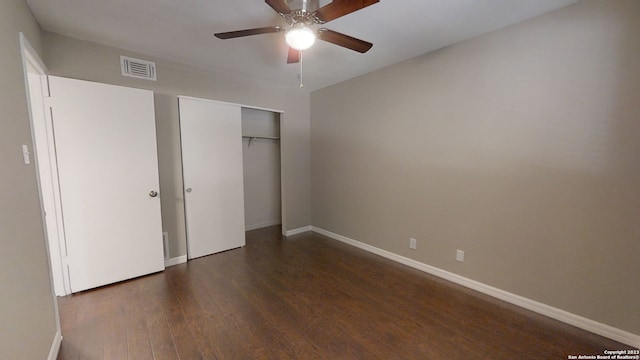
(214, 0), (379, 64)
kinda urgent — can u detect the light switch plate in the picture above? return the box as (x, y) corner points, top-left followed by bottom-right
(22, 144), (30, 165)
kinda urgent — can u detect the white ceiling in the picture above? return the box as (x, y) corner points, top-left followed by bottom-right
(26, 0), (576, 92)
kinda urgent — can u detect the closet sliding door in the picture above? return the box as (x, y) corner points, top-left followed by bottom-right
(179, 97), (246, 259)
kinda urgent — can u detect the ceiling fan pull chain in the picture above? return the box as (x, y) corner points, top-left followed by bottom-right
(299, 50), (304, 88)
(300, 50), (304, 89)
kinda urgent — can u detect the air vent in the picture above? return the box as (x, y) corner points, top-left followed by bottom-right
(120, 56), (156, 81)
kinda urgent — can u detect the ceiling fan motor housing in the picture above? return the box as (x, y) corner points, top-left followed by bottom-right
(286, 0), (319, 13)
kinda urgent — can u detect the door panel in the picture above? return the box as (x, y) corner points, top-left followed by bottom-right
(49, 76), (164, 293)
(179, 97), (245, 259)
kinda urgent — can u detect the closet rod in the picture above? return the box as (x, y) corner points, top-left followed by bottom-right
(242, 135), (280, 140)
(243, 135), (280, 147)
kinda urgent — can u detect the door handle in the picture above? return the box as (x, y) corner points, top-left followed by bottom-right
(149, 190), (158, 198)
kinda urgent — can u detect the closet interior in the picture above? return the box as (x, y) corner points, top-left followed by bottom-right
(241, 108), (282, 231)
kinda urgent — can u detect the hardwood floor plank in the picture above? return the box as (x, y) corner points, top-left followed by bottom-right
(147, 314), (179, 360)
(165, 270), (215, 359)
(102, 308), (128, 360)
(126, 317), (154, 360)
(76, 314), (104, 360)
(164, 291), (205, 360)
(57, 226), (635, 360)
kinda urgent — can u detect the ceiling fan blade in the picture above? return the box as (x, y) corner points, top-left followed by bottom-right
(287, 47), (300, 64)
(314, 0), (379, 23)
(317, 28), (373, 53)
(265, 0), (291, 15)
(214, 26), (282, 39)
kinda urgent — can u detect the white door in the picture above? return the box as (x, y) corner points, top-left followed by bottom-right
(179, 97), (246, 259)
(49, 76), (164, 293)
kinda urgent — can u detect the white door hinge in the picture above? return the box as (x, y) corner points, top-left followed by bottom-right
(43, 96), (53, 108)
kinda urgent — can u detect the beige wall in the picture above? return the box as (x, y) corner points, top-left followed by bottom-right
(43, 33), (311, 258)
(311, 0), (640, 335)
(0, 0), (59, 358)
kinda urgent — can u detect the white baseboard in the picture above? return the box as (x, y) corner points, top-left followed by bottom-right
(48, 330), (62, 360)
(245, 220), (281, 231)
(311, 226), (640, 348)
(164, 255), (187, 267)
(285, 226), (312, 237)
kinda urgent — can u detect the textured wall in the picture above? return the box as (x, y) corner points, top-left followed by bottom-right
(311, 1), (640, 334)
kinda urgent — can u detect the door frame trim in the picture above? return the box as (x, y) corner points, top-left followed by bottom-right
(20, 34), (72, 297)
(19, 32), (63, 358)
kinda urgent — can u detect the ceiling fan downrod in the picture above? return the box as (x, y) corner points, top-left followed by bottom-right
(286, 0), (319, 14)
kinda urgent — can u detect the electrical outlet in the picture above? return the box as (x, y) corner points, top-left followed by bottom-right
(409, 238), (417, 250)
(456, 250), (465, 262)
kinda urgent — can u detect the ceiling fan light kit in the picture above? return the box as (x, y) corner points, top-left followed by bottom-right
(285, 23), (316, 50)
(214, 0), (379, 86)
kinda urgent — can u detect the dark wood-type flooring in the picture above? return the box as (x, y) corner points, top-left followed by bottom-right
(57, 226), (632, 359)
